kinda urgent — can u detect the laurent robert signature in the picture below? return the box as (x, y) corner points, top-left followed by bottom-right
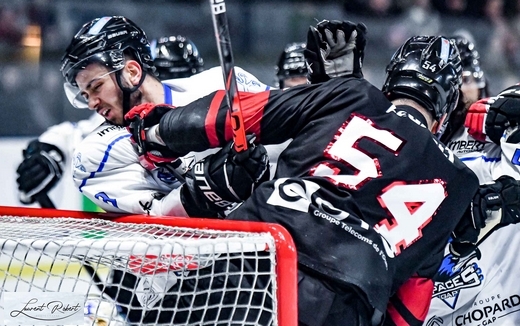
(10, 298), (81, 321)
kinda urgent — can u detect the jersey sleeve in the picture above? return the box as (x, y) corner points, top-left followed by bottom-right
(38, 113), (105, 161)
(233, 66), (273, 92)
(492, 129), (520, 180)
(158, 77), (371, 156)
(71, 124), (188, 216)
(455, 132), (520, 184)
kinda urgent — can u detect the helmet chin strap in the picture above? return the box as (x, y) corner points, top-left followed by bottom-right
(115, 70), (147, 117)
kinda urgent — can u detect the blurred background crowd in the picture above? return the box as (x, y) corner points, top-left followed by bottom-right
(1, 0), (520, 137)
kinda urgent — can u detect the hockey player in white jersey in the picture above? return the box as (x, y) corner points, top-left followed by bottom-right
(439, 35), (499, 182)
(424, 36), (520, 326)
(57, 16), (274, 324)
(15, 107), (105, 209)
(60, 16), (272, 216)
(424, 83), (520, 326)
(16, 32), (207, 211)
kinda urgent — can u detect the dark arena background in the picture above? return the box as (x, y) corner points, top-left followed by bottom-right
(0, 0), (519, 207)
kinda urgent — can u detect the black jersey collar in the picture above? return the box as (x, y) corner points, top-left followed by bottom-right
(395, 104), (428, 128)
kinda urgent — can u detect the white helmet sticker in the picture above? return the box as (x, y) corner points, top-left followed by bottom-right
(87, 16), (112, 35)
(440, 37), (450, 63)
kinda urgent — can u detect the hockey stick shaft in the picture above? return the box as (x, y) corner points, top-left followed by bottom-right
(36, 193), (56, 209)
(209, 0), (248, 153)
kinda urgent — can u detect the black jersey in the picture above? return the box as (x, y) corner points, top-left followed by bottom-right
(159, 77), (479, 323)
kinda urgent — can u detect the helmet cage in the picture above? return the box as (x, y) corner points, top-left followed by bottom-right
(462, 70), (485, 89)
(275, 42), (308, 88)
(451, 35), (486, 90)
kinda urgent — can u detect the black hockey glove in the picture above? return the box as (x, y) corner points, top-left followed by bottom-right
(484, 84), (520, 144)
(450, 175), (520, 258)
(125, 103), (179, 170)
(16, 139), (64, 204)
(305, 19), (367, 83)
(180, 135), (269, 217)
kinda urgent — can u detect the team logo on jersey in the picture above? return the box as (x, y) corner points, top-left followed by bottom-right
(94, 192), (118, 208)
(235, 71), (263, 89)
(445, 139), (485, 154)
(267, 178), (393, 268)
(432, 251), (483, 309)
(425, 315), (444, 326)
(139, 193), (164, 214)
(156, 167), (178, 184)
(73, 153), (86, 172)
(96, 125), (126, 137)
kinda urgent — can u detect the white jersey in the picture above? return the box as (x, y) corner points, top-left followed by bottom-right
(29, 113), (105, 209)
(72, 66), (282, 216)
(425, 125), (520, 325)
(443, 124), (501, 183)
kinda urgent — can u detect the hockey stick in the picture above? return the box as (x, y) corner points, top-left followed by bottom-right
(36, 193), (56, 209)
(209, 0), (248, 153)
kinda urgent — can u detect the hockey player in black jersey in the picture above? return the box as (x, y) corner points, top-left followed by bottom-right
(124, 22), (520, 326)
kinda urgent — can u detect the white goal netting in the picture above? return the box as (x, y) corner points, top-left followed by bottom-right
(0, 211), (297, 326)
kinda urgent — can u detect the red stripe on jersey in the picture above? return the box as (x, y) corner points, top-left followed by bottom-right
(234, 91), (270, 142)
(387, 276), (433, 325)
(206, 90), (226, 147)
(206, 90), (270, 146)
(386, 302), (408, 326)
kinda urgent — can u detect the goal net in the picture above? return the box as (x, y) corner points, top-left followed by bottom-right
(0, 206), (297, 326)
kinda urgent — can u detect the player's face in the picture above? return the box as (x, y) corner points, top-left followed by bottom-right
(282, 76), (308, 88)
(461, 71), (480, 106)
(75, 64), (125, 125)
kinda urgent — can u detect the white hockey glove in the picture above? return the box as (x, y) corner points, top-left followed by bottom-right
(305, 19), (367, 83)
(16, 139), (64, 205)
(450, 175), (520, 258)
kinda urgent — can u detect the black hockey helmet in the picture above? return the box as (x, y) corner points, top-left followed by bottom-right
(275, 42), (308, 88)
(382, 36), (463, 122)
(150, 35), (204, 80)
(60, 16), (155, 109)
(450, 35), (488, 98)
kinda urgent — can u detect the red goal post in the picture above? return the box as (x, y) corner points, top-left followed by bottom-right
(0, 205), (298, 326)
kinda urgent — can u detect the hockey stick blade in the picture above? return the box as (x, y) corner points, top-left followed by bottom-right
(209, 0), (248, 153)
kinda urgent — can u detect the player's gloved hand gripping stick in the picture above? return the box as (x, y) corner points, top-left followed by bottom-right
(181, 134), (269, 217)
(125, 103), (270, 217)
